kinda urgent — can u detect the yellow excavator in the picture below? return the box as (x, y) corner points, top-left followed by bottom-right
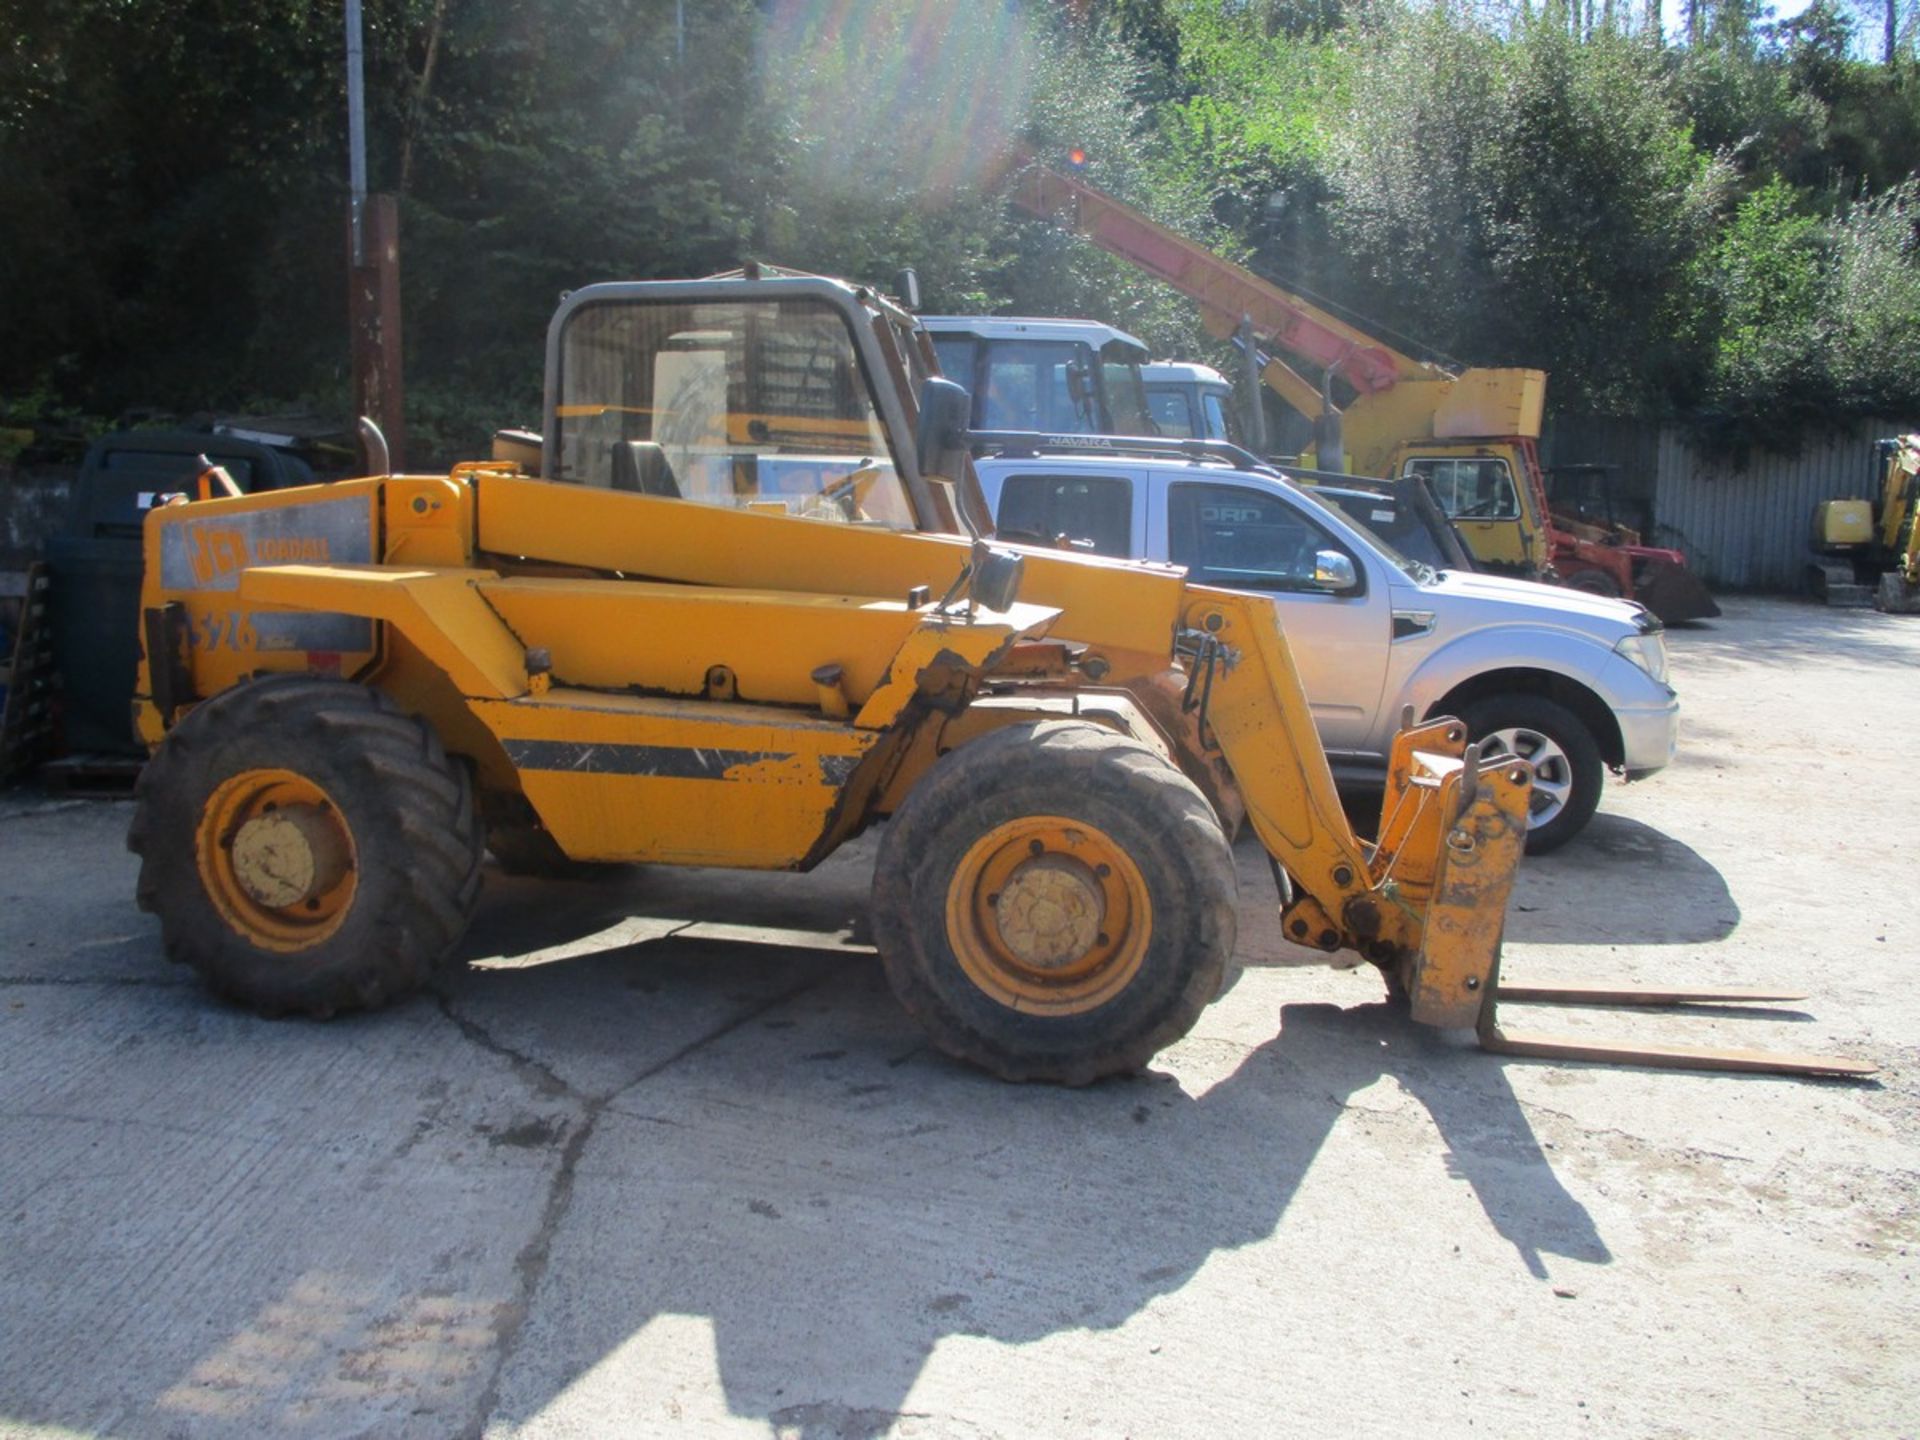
(1809, 435), (1920, 612)
(126, 268), (1866, 1080)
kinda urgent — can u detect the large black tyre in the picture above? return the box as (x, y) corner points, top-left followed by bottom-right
(1461, 693), (1604, 856)
(128, 674), (484, 1016)
(871, 721), (1237, 1085)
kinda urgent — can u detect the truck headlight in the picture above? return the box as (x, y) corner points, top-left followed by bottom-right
(1614, 632), (1670, 686)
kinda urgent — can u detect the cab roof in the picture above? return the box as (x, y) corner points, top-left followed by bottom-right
(919, 315), (1149, 354)
(1142, 361), (1231, 386)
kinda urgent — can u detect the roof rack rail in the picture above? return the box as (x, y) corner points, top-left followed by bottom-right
(966, 428), (1281, 474)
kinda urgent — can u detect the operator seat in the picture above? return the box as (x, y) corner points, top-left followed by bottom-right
(610, 440), (683, 498)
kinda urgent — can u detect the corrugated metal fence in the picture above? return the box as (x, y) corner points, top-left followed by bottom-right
(1545, 416), (1918, 591)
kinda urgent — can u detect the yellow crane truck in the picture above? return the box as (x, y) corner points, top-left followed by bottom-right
(125, 269), (1867, 1081)
(1008, 163), (1721, 624)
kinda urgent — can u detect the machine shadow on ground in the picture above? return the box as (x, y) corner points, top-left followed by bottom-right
(432, 926), (1613, 1437)
(0, 813), (1618, 1438)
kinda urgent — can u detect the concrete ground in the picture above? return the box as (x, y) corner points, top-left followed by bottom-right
(2, 595), (1915, 1439)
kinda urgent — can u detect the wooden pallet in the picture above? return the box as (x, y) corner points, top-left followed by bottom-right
(0, 562), (55, 784)
(41, 752), (144, 796)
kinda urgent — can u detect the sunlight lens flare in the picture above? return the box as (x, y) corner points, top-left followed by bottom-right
(760, 0), (1032, 200)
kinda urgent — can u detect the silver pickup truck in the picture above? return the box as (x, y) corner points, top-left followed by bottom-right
(974, 446), (1679, 853)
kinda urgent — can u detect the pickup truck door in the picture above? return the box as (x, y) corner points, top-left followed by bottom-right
(1146, 473), (1392, 755)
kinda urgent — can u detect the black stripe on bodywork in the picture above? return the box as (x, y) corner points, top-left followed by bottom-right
(505, 739), (863, 786)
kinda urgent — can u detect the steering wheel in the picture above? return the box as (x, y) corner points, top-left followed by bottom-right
(805, 460), (882, 521)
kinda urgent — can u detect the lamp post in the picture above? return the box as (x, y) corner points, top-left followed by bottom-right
(345, 0), (405, 469)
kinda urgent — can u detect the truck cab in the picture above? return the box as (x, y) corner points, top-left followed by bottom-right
(1141, 361), (1244, 446)
(918, 316), (1155, 437)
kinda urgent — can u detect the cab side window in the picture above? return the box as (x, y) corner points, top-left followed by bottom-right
(996, 474), (1132, 557)
(1201, 392), (1242, 446)
(1168, 482), (1359, 593)
(931, 336), (977, 398)
(1406, 457), (1519, 521)
(1148, 390), (1197, 437)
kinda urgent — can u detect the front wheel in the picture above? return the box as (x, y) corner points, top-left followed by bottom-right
(128, 675), (484, 1016)
(871, 722), (1237, 1084)
(1461, 694), (1604, 856)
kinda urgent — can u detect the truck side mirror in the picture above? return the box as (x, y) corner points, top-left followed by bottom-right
(916, 377), (972, 485)
(1311, 550), (1358, 592)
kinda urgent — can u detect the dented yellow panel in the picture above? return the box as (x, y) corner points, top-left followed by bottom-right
(469, 689), (882, 867)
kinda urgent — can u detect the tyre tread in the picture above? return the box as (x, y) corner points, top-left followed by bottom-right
(128, 674), (483, 1018)
(873, 721), (1236, 1084)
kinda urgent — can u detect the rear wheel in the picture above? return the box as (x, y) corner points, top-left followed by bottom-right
(128, 675), (484, 1016)
(1563, 567), (1622, 598)
(872, 721), (1237, 1084)
(1461, 693), (1603, 856)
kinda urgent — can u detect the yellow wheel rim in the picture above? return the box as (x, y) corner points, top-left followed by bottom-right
(196, 768), (358, 952)
(944, 815), (1152, 1016)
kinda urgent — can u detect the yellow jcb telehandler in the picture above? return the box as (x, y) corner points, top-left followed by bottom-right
(126, 270), (1868, 1081)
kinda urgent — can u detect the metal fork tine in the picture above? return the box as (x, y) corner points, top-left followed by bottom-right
(1479, 1024), (1879, 1078)
(1494, 983), (1809, 1007)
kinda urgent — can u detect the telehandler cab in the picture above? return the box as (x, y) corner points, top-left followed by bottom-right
(128, 269), (1869, 1081)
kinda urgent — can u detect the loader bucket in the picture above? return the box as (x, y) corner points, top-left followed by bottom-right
(1633, 557), (1720, 623)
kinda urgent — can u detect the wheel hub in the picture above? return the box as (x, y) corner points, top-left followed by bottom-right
(944, 815), (1153, 1016)
(993, 855), (1106, 969)
(1478, 726), (1573, 826)
(230, 805), (352, 909)
(197, 768), (360, 951)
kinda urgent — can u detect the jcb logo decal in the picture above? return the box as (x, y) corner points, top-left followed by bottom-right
(184, 528), (333, 584)
(186, 526), (249, 586)
(252, 536), (332, 564)
(159, 493), (373, 593)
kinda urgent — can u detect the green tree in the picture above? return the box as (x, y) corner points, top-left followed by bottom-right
(1699, 175), (1830, 435)
(1324, 11), (1729, 410)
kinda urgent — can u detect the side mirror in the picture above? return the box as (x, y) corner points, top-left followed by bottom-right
(916, 377), (972, 485)
(1311, 549), (1358, 592)
(1065, 361), (1093, 407)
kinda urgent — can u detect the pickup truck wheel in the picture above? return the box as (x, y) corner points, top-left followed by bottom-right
(872, 721), (1237, 1085)
(1461, 694), (1603, 856)
(128, 675), (484, 1017)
